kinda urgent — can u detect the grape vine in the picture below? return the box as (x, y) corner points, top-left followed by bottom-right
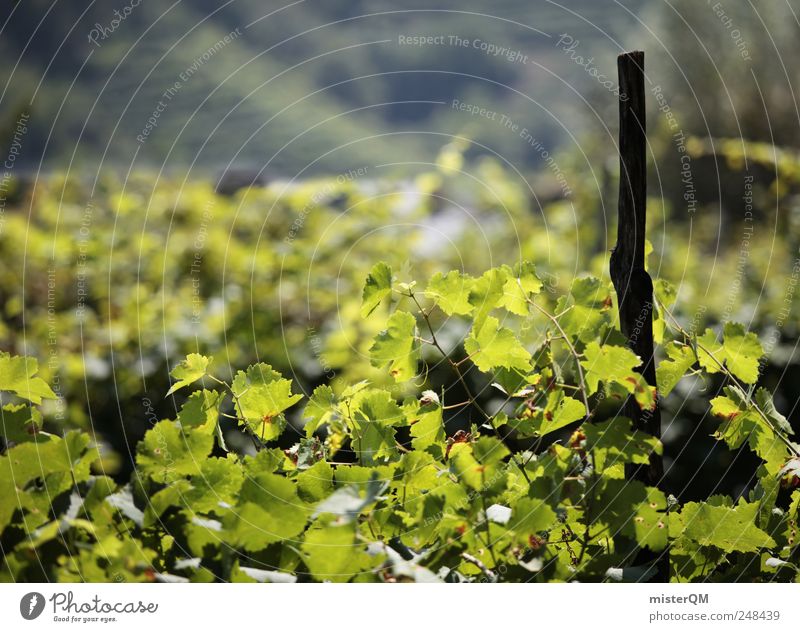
(1, 262), (798, 583)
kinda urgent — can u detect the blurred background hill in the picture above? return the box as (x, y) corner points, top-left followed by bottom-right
(4, 1), (799, 183)
(4, 0), (652, 175)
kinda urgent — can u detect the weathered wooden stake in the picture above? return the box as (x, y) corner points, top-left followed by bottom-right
(610, 51), (668, 580)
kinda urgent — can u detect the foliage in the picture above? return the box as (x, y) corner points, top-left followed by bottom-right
(2, 262), (797, 583)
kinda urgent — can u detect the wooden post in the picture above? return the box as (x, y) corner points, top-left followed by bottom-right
(610, 51), (668, 580)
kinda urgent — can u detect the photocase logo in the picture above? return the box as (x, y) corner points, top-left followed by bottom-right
(20, 592), (46, 620)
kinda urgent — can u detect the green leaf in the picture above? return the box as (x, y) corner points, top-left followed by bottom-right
(354, 422), (398, 464)
(654, 278), (677, 307)
(720, 323), (764, 384)
(0, 403), (44, 444)
(425, 270), (474, 316)
(313, 473), (387, 523)
(301, 520), (373, 582)
(584, 418), (662, 476)
(710, 388), (787, 474)
(341, 380), (370, 399)
(510, 391), (585, 437)
(243, 448), (286, 476)
(598, 479), (667, 551)
(468, 268), (506, 330)
(755, 387), (793, 436)
(673, 500), (776, 553)
(186, 456), (244, 513)
(369, 311), (420, 382)
(709, 393), (742, 422)
(697, 323), (763, 384)
(464, 315), (531, 373)
(656, 342), (695, 396)
(231, 364), (303, 441)
(539, 392), (586, 436)
(410, 402), (445, 453)
(166, 353), (210, 396)
(581, 342), (655, 410)
(0, 352), (57, 404)
(555, 277), (611, 343)
(449, 437), (508, 493)
(472, 435), (510, 465)
(227, 473), (309, 551)
(500, 261), (542, 315)
(353, 389), (404, 427)
(509, 497), (557, 542)
(136, 420), (214, 483)
(176, 389), (223, 436)
(351, 390), (404, 464)
(361, 261), (393, 317)
(303, 385), (337, 437)
(296, 460), (334, 503)
(0, 432), (96, 532)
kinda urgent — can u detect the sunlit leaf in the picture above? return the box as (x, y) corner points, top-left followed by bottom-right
(167, 353), (211, 396)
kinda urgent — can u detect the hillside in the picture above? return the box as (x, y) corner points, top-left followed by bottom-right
(1, 0), (646, 175)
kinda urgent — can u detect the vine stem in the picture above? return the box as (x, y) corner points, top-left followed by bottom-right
(480, 470), (498, 567)
(207, 374), (263, 452)
(408, 292), (531, 484)
(460, 552), (497, 581)
(526, 296), (591, 417)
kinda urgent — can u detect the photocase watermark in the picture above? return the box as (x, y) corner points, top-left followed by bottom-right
(708, 1), (752, 62)
(46, 268), (66, 420)
(141, 397), (159, 425)
(20, 591), (158, 624)
(555, 34), (627, 101)
(152, 417), (175, 474)
(2, 112), (28, 171)
(450, 99), (502, 122)
(137, 27), (242, 144)
(20, 592), (45, 620)
(397, 34), (529, 64)
(651, 85), (696, 215)
(190, 198), (215, 325)
(450, 99), (572, 198)
(688, 304), (708, 339)
(720, 174), (754, 323)
(0, 112), (29, 238)
(87, 0), (142, 48)
(628, 300), (653, 348)
(75, 200), (94, 320)
(773, 250), (800, 333)
(307, 326), (336, 380)
(759, 246), (800, 376)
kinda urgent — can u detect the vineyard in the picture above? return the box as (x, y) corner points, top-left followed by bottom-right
(1, 128), (799, 582)
(2, 2), (800, 591)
